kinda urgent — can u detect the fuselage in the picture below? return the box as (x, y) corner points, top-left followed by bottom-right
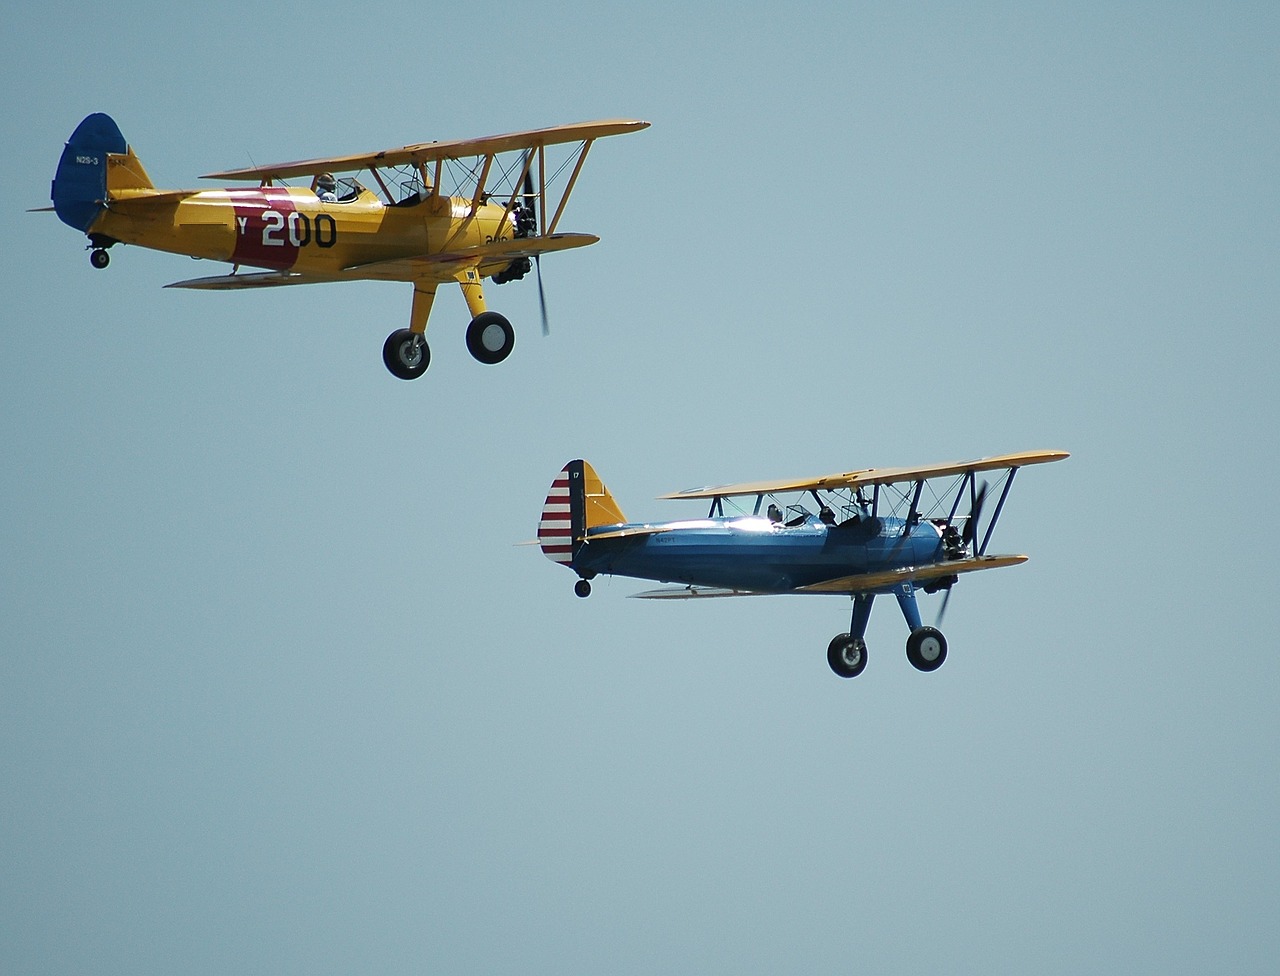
(92, 186), (516, 279)
(572, 514), (946, 592)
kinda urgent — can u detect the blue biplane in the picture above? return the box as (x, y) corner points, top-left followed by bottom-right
(537, 451), (1067, 676)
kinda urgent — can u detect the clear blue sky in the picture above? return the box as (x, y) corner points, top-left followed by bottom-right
(3, 2), (1277, 973)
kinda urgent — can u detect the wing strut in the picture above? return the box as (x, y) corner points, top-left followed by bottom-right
(902, 479), (925, 536)
(547, 140), (593, 236)
(470, 154), (493, 212)
(978, 468), (1018, 556)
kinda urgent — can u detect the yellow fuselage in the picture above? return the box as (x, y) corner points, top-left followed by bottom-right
(92, 187), (516, 279)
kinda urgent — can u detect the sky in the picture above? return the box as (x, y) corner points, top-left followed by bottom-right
(2, 2), (1277, 973)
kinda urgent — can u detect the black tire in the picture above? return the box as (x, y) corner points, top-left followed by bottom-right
(827, 634), (867, 678)
(574, 579), (592, 598)
(465, 312), (515, 365)
(382, 329), (430, 380)
(906, 626), (948, 672)
(90, 248), (110, 269)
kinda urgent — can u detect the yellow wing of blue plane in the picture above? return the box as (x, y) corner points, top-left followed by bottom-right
(660, 450), (1070, 499)
(630, 555), (1029, 599)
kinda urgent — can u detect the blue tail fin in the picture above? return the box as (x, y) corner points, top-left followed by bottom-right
(52, 113), (128, 232)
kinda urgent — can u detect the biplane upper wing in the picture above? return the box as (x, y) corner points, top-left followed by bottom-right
(202, 120), (651, 181)
(659, 451), (1070, 500)
(342, 233), (598, 283)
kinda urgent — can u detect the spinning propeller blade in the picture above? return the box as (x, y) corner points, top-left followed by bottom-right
(963, 480), (989, 549)
(936, 586), (953, 627)
(937, 479), (989, 627)
(522, 152), (550, 336)
(536, 255), (549, 336)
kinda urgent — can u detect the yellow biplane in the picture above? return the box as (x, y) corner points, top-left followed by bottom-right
(45, 113), (649, 378)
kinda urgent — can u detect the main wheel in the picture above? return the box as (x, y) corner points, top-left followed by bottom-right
(90, 248), (110, 269)
(465, 312), (515, 365)
(827, 634), (867, 678)
(382, 329), (430, 380)
(906, 626), (948, 672)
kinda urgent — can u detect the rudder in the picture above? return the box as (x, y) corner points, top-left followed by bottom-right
(52, 113), (140, 232)
(538, 460), (626, 566)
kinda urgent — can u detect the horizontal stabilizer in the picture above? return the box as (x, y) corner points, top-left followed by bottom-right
(796, 554), (1028, 595)
(104, 189), (198, 213)
(583, 524), (678, 542)
(165, 271), (336, 290)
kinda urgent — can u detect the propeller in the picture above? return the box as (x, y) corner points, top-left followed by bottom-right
(535, 255), (548, 335)
(936, 479), (988, 627)
(521, 152), (550, 336)
(936, 584), (955, 628)
(962, 480), (989, 551)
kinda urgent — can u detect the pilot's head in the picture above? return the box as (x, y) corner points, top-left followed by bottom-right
(317, 173), (337, 193)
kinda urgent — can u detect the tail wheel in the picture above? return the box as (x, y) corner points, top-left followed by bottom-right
(90, 248), (110, 269)
(382, 329), (430, 380)
(906, 626), (948, 672)
(465, 312), (515, 365)
(827, 634), (867, 678)
(574, 579), (592, 598)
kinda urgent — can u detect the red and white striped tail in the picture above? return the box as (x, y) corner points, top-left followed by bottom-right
(538, 465), (576, 564)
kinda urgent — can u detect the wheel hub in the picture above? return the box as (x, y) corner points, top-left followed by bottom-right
(399, 338), (423, 367)
(481, 323), (506, 352)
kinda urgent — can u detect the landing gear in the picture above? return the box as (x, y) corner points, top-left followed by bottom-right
(382, 329), (430, 380)
(827, 634), (867, 678)
(90, 248), (110, 269)
(465, 312), (515, 365)
(906, 626), (948, 672)
(574, 579), (592, 598)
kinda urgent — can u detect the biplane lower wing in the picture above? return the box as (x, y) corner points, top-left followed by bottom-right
(628, 555), (1028, 600)
(165, 271), (337, 290)
(342, 233), (599, 283)
(631, 586), (775, 600)
(795, 554), (1029, 595)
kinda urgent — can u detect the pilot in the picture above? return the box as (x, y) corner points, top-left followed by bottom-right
(315, 172), (338, 202)
(767, 503), (783, 524)
(819, 505), (836, 525)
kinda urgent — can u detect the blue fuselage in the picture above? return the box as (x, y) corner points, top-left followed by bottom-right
(573, 515), (945, 592)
